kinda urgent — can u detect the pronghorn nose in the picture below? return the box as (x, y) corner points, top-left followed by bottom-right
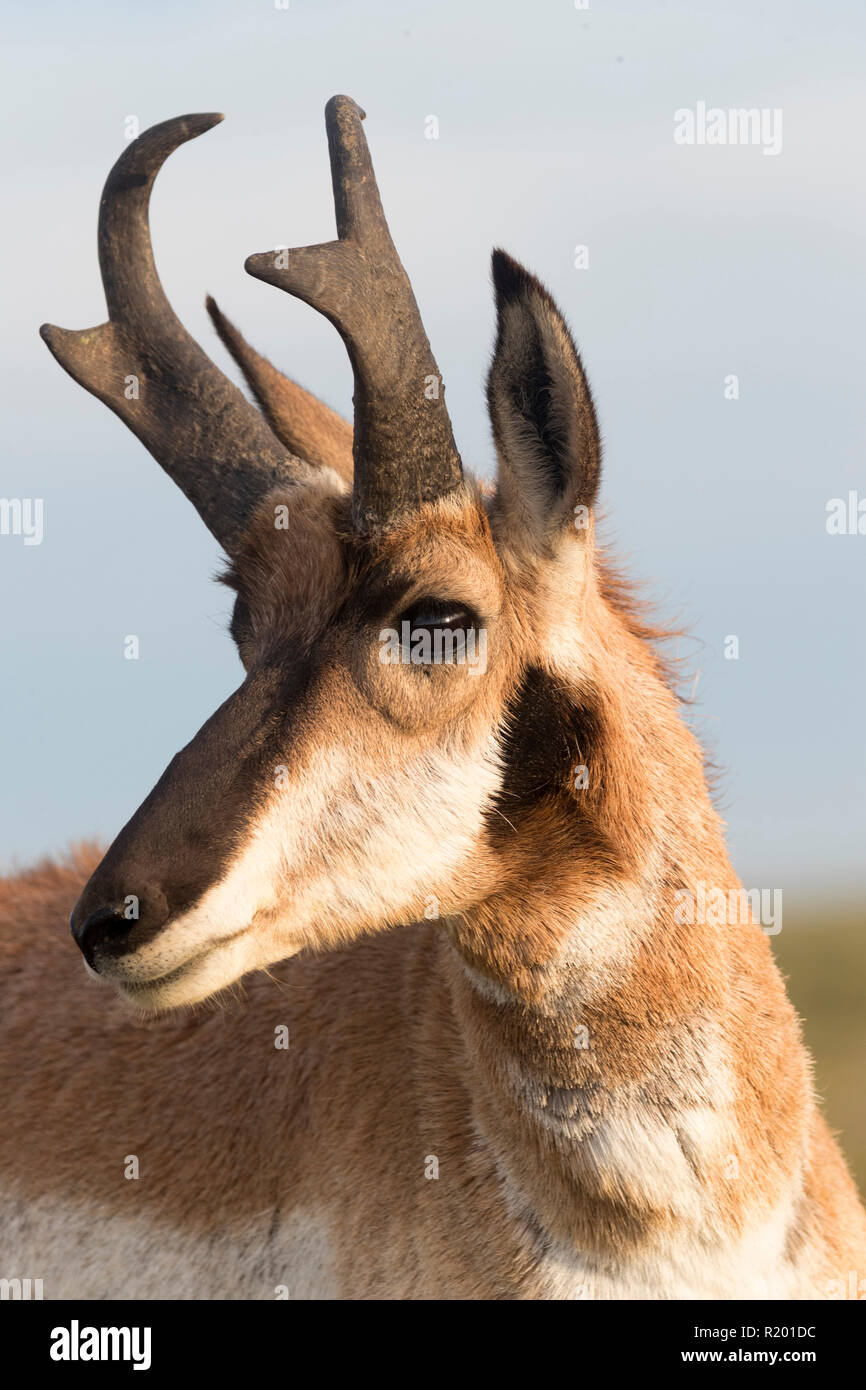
(71, 905), (133, 972)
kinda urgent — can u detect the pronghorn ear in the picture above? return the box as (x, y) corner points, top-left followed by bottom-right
(487, 249), (601, 550)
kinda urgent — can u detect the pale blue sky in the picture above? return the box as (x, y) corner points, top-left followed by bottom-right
(1, 0), (864, 902)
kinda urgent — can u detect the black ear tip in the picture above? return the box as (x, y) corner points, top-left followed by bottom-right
(491, 248), (554, 313)
(491, 247), (531, 303)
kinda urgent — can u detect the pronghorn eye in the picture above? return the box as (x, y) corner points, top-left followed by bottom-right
(392, 599), (484, 672)
(400, 600), (477, 634)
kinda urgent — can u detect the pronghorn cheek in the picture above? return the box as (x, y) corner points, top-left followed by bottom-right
(225, 732), (509, 947)
(83, 681), (508, 1005)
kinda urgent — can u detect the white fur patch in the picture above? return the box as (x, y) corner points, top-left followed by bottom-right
(99, 731), (505, 1009)
(534, 1179), (811, 1300)
(0, 1192), (340, 1300)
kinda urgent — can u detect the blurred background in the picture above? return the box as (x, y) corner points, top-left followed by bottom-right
(0, 1), (863, 1184)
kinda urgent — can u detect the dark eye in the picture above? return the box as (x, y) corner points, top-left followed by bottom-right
(400, 599), (477, 635)
(387, 598), (486, 672)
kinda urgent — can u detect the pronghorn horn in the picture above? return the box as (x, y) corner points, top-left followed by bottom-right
(206, 295), (354, 485)
(245, 95), (464, 532)
(40, 114), (302, 554)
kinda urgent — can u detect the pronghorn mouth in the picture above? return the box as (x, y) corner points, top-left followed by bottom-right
(98, 924), (257, 1010)
(114, 951), (213, 995)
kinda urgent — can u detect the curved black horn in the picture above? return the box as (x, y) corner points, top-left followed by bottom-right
(40, 114), (305, 553)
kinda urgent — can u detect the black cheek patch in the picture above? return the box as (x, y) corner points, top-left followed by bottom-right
(485, 666), (610, 855)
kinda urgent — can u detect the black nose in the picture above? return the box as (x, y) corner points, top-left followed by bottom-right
(71, 905), (134, 972)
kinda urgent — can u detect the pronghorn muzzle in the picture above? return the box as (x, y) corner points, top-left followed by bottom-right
(69, 664), (296, 975)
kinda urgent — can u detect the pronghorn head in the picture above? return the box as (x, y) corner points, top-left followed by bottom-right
(46, 98), (615, 1012)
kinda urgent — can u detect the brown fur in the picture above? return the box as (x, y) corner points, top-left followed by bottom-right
(1, 825), (864, 1298)
(12, 203), (866, 1296)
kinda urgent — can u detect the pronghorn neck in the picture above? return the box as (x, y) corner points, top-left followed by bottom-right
(439, 639), (812, 1283)
(442, 882), (810, 1289)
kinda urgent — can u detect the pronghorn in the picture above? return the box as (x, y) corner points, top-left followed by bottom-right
(1, 97), (864, 1301)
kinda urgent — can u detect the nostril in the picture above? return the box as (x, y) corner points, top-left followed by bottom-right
(72, 906), (134, 972)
